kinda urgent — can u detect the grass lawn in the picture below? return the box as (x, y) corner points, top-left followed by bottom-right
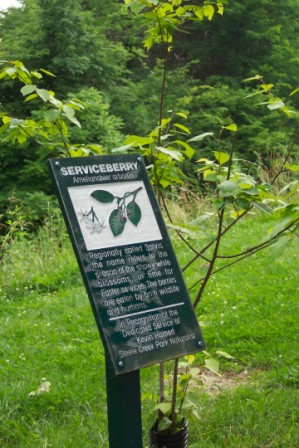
(0, 212), (298, 447)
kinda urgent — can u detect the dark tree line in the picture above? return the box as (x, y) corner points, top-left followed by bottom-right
(1, 0), (299, 217)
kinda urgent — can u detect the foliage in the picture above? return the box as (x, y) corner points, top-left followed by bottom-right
(0, 60), (102, 155)
(0, 61), (122, 221)
(0, 0), (130, 93)
(0, 0), (299, 443)
(121, 0), (299, 436)
(67, 87), (124, 151)
(2, 0), (299, 203)
(1, 213), (298, 447)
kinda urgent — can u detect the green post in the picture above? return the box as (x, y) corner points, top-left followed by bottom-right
(105, 356), (143, 447)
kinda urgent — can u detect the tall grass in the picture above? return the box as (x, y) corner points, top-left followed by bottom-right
(0, 205), (298, 447)
(1, 207), (79, 295)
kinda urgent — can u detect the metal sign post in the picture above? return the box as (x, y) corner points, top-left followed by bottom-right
(106, 356), (142, 447)
(48, 154), (205, 447)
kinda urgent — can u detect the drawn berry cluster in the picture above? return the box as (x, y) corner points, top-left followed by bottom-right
(90, 186), (143, 237)
(78, 207), (105, 233)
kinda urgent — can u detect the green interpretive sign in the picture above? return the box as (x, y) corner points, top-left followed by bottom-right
(48, 154), (205, 374)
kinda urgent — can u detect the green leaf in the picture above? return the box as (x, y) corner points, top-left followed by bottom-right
(216, 350), (234, 359)
(218, 180), (240, 197)
(161, 117), (171, 127)
(242, 186), (259, 196)
(40, 68), (56, 77)
(91, 190), (115, 203)
(204, 171), (218, 182)
(125, 135), (154, 147)
(188, 132), (214, 142)
(269, 235), (291, 258)
(245, 90), (265, 99)
(196, 157), (210, 163)
(290, 87), (299, 97)
(205, 358), (220, 375)
(194, 7), (204, 20)
(109, 209), (126, 237)
(243, 75), (262, 82)
(0, 123), (10, 134)
(267, 101), (285, 110)
(36, 88), (50, 102)
(223, 123), (238, 132)
(111, 143), (134, 153)
(253, 201), (271, 214)
(285, 163), (299, 172)
(2, 116), (10, 124)
(21, 84), (36, 96)
(157, 417), (172, 431)
(30, 71), (42, 79)
(166, 223), (196, 238)
(217, 3), (224, 15)
(5, 67), (17, 76)
(204, 4), (214, 20)
(173, 140), (194, 159)
(179, 373), (192, 384)
(126, 201), (142, 226)
(157, 146), (183, 161)
(24, 93), (38, 102)
(175, 112), (188, 119)
(62, 105), (75, 118)
(214, 199), (225, 210)
(44, 109), (61, 122)
(62, 105), (81, 126)
(213, 151), (230, 165)
(84, 144), (103, 154)
(153, 402), (172, 415)
(63, 114), (81, 128)
(10, 118), (24, 127)
(235, 198), (251, 211)
(261, 83), (274, 91)
(173, 123), (191, 134)
(191, 213), (214, 225)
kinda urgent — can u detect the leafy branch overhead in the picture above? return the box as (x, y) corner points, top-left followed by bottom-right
(91, 187), (143, 237)
(124, 0), (225, 51)
(0, 60), (102, 157)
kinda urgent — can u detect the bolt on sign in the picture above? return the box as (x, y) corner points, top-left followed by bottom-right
(48, 154), (205, 374)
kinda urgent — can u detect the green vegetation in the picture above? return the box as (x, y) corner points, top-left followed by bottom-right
(0, 209), (298, 447)
(0, 0), (299, 446)
(1, 0), (299, 213)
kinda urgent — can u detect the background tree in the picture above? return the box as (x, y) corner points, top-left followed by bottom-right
(1, 0), (299, 214)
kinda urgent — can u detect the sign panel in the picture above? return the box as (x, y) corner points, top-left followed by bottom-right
(48, 154), (205, 374)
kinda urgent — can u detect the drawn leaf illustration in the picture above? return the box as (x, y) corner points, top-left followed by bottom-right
(126, 201), (142, 226)
(91, 190), (114, 203)
(109, 208), (125, 236)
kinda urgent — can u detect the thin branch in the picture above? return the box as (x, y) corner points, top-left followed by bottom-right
(183, 134), (246, 273)
(182, 206), (249, 272)
(189, 217), (299, 291)
(55, 120), (69, 152)
(189, 241), (272, 291)
(159, 362), (165, 403)
(192, 131), (248, 308)
(217, 238), (274, 259)
(226, 132), (237, 180)
(171, 358), (179, 431)
(160, 191), (211, 259)
(193, 208), (225, 309)
(157, 18), (169, 146)
(271, 134), (299, 184)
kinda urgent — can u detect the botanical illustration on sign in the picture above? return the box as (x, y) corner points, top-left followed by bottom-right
(90, 186), (143, 237)
(78, 207), (105, 233)
(68, 181), (161, 250)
